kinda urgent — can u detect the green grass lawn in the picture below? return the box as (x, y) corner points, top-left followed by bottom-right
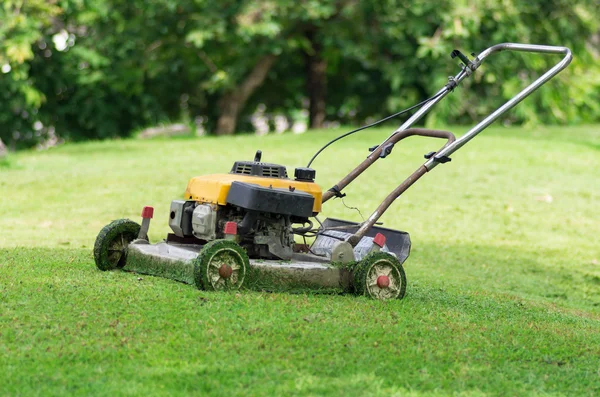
(1, 125), (599, 396)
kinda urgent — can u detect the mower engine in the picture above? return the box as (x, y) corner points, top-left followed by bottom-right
(167, 151), (322, 260)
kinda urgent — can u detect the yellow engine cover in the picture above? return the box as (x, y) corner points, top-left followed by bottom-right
(184, 174), (322, 214)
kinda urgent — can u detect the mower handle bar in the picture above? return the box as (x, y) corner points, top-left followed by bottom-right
(321, 128), (456, 203)
(426, 43), (572, 169)
(326, 43), (572, 246)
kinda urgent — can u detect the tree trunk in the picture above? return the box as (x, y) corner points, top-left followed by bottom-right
(215, 54), (277, 135)
(0, 138), (7, 158)
(305, 30), (327, 129)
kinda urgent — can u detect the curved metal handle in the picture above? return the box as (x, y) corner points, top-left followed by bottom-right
(321, 128), (456, 203)
(427, 43), (572, 169)
(379, 43), (572, 168)
(325, 43), (572, 243)
(342, 130), (457, 246)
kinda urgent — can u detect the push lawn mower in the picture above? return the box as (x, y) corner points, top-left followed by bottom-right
(94, 43), (572, 300)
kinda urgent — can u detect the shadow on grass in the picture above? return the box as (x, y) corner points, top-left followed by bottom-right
(2, 244), (598, 314)
(408, 240), (600, 312)
(2, 247), (600, 395)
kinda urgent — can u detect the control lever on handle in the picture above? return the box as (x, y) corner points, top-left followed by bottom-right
(450, 49), (474, 70)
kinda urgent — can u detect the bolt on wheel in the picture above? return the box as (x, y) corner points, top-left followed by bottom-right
(193, 240), (249, 291)
(354, 252), (407, 300)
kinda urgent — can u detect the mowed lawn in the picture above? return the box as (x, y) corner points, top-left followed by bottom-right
(1, 125), (599, 396)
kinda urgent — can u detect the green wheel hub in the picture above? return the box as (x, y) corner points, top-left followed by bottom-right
(354, 252), (407, 300)
(93, 219), (141, 271)
(193, 240), (249, 291)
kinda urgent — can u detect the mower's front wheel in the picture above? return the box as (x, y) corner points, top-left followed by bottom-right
(93, 219), (141, 271)
(193, 240), (249, 291)
(354, 252), (407, 300)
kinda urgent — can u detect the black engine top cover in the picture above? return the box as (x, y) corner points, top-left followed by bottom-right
(226, 181), (314, 218)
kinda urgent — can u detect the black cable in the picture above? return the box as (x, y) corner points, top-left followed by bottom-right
(306, 89), (448, 168)
(341, 197), (365, 222)
(292, 219), (314, 234)
(301, 235), (324, 257)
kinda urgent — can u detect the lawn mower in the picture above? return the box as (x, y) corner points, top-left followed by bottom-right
(93, 43), (572, 300)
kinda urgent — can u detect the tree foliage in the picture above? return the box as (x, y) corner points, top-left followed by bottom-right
(0, 0), (61, 147)
(0, 0), (598, 148)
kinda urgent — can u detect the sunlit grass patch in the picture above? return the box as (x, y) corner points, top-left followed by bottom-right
(1, 125), (599, 395)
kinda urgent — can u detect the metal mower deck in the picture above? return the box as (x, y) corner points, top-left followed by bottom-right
(126, 240), (356, 292)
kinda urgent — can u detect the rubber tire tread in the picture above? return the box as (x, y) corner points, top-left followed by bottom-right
(354, 252), (407, 300)
(93, 219), (141, 271)
(193, 239), (249, 291)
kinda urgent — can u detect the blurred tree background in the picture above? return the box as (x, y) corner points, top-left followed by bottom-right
(1, 0), (598, 149)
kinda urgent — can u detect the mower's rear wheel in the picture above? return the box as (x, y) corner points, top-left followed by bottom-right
(94, 219), (141, 271)
(193, 240), (249, 291)
(354, 252), (406, 300)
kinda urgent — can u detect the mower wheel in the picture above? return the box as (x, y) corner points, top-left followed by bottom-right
(193, 240), (249, 291)
(93, 219), (141, 271)
(354, 252), (406, 300)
